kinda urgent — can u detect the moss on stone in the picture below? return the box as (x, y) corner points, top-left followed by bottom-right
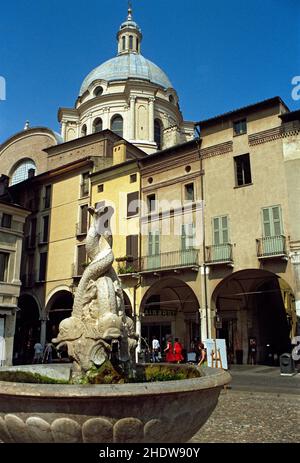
(0, 370), (69, 384)
(73, 360), (126, 385)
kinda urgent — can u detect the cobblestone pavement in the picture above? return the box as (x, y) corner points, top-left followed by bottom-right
(190, 389), (300, 443)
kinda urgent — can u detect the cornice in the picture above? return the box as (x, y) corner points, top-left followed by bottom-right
(248, 121), (300, 146)
(142, 171), (200, 193)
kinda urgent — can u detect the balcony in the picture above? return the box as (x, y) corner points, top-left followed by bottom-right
(256, 235), (288, 260)
(116, 256), (139, 276)
(140, 249), (199, 273)
(205, 244), (233, 266)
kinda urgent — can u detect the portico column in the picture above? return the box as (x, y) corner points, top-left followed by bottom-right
(149, 97), (155, 142)
(130, 96), (136, 140)
(290, 252), (300, 335)
(40, 315), (48, 347)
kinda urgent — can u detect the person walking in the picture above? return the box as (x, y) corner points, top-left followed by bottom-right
(33, 342), (43, 364)
(173, 338), (184, 363)
(152, 336), (160, 363)
(164, 337), (175, 363)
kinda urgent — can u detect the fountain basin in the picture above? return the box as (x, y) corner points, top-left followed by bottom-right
(0, 364), (230, 443)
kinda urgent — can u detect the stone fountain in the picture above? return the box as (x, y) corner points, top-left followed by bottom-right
(0, 206), (230, 443)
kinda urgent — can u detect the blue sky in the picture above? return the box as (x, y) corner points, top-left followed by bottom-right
(0, 0), (299, 143)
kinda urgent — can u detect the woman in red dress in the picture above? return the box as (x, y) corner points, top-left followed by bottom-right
(164, 337), (175, 363)
(173, 338), (184, 363)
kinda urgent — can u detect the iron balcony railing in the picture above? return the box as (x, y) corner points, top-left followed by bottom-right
(205, 244), (233, 264)
(256, 235), (287, 258)
(140, 249), (199, 272)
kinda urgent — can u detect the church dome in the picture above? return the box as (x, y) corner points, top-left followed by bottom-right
(79, 53), (173, 96)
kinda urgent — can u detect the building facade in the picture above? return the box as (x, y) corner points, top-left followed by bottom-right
(0, 6), (299, 366)
(0, 198), (30, 365)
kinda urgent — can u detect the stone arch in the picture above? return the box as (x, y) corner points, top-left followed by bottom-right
(45, 289), (73, 341)
(13, 294), (41, 364)
(140, 277), (200, 357)
(211, 269), (296, 365)
(0, 128), (59, 178)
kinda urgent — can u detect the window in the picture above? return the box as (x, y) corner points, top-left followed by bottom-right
(81, 172), (89, 197)
(148, 231), (160, 256)
(169, 95), (175, 104)
(262, 206), (283, 237)
(181, 224), (195, 250)
(147, 194), (156, 213)
(93, 117), (103, 133)
(184, 183), (195, 201)
(94, 86), (103, 97)
(130, 173), (137, 183)
(136, 37), (139, 50)
(81, 125), (87, 137)
(122, 36), (126, 50)
(42, 216), (49, 243)
(97, 184), (104, 193)
(126, 235), (139, 271)
(39, 252), (47, 281)
(213, 216), (229, 245)
(111, 115), (123, 137)
(129, 35), (133, 50)
(77, 245), (87, 276)
(154, 119), (162, 150)
(127, 191), (139, 217)
(0, 252), (9, 282)
(11, 159), (36, 185)
(1, 213), (12, 228)
(79, 204), (88, 234)
(28, 218), (37, 248)
(234, 153), (252, 186)
(44, 185), (51, 209)
(233, 119), (247, 136)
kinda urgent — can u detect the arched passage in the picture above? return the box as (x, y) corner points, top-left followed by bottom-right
(212, 269), (295, 365)
(140, 277), (200, 357)
(13, 294), (40, 364)
(46, 290), (73, 342)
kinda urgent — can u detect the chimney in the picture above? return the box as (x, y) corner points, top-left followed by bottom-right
(113, 141), (127, 165)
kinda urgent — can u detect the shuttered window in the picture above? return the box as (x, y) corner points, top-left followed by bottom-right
(262, 206), (283, 236)
(148, 231), (160, 256)
(181, 223), (195, 250)
(213, 216), (229, 245)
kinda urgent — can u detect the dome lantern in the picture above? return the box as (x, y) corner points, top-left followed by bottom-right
(117, 3), (142, 55)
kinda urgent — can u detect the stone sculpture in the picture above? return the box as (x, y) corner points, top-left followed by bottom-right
(52, 205), (138, 378)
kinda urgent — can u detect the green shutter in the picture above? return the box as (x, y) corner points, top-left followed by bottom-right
(262, 206), (282, 237)
(221, 216), (228, 243)
(262, 208), (271, 237)
(213, 218), (220, 245)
